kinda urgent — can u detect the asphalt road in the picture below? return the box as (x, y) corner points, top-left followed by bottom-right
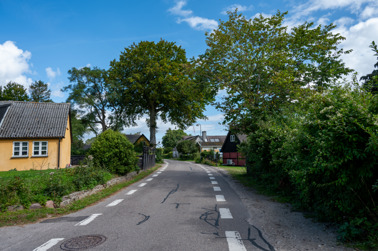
(0, 160), (275, 251)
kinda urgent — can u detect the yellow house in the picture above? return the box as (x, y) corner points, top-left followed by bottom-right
(0, 101), (71, 171)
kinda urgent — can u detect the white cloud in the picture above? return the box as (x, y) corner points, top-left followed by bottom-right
(168, 0), (218, 31)
(46, 67), (61, 79)
(0, 41), (32, 87)
(178, 16), (218, 30)
(221, 4), (253, 15)
(360, 5), (378, 19)
(51, 89), (65, 98)
(168, 0), (192, 17)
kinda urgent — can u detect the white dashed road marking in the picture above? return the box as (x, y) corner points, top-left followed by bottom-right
(210, 177), (215, 180)
(219, 208), (233, 219)
(126, 189), (137, 195)
(225, 231), (247, 251)
(152, 174), (159, 177)
(138, 183), (147, 187)
(213, 186), (221, 192)
(216, 195), (226, 202)
(211, 181), (218, 185)
(75, 213), (102, 226)
(106, 199), (123, 207)
(146, 178), (153, 181)
(33, 238), (64, 251)
(208, 173), (213, 176)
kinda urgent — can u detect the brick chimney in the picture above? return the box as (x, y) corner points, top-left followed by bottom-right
(202, 131), (207, 142)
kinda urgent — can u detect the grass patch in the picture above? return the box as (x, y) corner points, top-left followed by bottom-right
(0, 165), (159, 227)
(218, 165), (291, 203)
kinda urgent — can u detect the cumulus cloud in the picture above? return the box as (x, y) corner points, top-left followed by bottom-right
(168, 0), (218, 31)
(46, 67), (61, 80)
(0, 41), (32, 87)
(221, 4), (253, 15)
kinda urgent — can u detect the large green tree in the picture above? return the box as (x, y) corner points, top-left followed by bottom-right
(360, 41), (378, 94)
(110, 40), (213, 146)
(29, 80), (52, 102)
(198, 10), (352, 133)
(162, 128), (188, 148)
(0, 82), (29, 101)
(63, 67), (124, 136)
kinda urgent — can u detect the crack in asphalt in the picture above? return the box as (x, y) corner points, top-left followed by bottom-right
(199, 205), (220, 229)
(136, 213), (150, 225)
(161, 184), (179, 204)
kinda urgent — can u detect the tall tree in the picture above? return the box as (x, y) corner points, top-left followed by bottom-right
(162, 128), (188, 148)
(70, 109), (88, 155)
(360, 41), (378, 94)
(198, 10), (352, 133)
(109, 40), (214, 146)
(0, 82), (29, 101)
(63, 67), (124, 136)
(29, 80), (52, 102)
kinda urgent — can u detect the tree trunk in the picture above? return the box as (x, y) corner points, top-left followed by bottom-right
(149, 108), (157, 147)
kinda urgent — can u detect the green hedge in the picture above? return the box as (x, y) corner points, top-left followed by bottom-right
(241, 85), (378, 246)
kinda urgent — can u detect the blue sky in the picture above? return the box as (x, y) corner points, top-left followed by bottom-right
(1, 0), (377, 144)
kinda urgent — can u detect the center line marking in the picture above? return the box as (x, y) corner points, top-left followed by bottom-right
(146, 178), (153, 181)
(33, 238), (64, 251)
(225, 231), (247, 251)
(106, 199), (123, 207)
(219, 208), (233, 219)
(75, 213), (102, 226)
(216, 195), (226, 202)
(211, 181), (218, 185)
(213, 186), (221, 191)
(126, 189), (137, 195)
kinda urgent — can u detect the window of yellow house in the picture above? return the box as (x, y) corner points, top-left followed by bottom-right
(33, 141), (48, 157)
(13, 141), (29, 157)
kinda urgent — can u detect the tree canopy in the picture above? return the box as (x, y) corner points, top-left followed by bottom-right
(360, 41), (378, 94)
(198, 10), (352, 133)
(109, 39), (214, 146)
(0, 82), (29, 101)
(63, 67), (124, 136)
(29, 80), (52, 102)
(162, 128), (188, 148)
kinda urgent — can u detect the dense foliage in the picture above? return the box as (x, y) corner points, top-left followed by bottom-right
(29, 80), (52, 102)
(0, 82), (29, 101)
(162, 128), (187, 148)
(90, 129), (138, 175)
(360, 41), (378, 94)
(240, 84), (378, 246)
(176, 140), (198, 159)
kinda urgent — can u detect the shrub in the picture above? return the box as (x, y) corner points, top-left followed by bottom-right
(177, 140), (198, 159)
(155, 148), (164, 163)
(90, 130), (138, 175)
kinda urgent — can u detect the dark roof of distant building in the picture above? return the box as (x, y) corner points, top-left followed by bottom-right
(124, 134), (150, 144)
(0, 101), (70, 139)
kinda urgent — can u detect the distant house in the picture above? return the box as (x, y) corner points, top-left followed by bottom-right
(124, 134), (150, 151)
(182, 131), (226, 153)
(0, 101), (71, 171)
(221, 131), (247, 166)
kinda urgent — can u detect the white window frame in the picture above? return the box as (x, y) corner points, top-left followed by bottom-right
(32, 141), (48, 157)
(230, 135), (235, 142)
(13, 141), (29, 157)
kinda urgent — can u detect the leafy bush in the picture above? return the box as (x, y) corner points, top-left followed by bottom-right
(177, 140), (198, 160)
(155, 148), (164, 163)
(90, 129), (138, 175)
(242, 84), (378, 245)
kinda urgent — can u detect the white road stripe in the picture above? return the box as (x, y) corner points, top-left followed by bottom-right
(33, 238), (64, 251)
(210, 177), (215, 180)
(208, 173), (213, 176)
(75, 214), (102, 226)
(216, 195), (226, 202)
(213, 186), (221, 192)
(126, 189), (137, 195)
(106, 199), (123, 207)
(157, 171), (162, 174)
(138, 183), (147, 187)
(225, 231), (247, 251)
(211, 181), (218, 185)
(220, 208), (233, 219)
(146, 178), (153, 181)
(152, 174), (159, 177)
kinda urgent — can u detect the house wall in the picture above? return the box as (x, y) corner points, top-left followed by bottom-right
(0, 117), (71, 171)
(201, 146), (221, 152)
(135, 136), (150, 146)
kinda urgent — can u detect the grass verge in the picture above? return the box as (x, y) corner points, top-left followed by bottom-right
(0, 165), (159, 227)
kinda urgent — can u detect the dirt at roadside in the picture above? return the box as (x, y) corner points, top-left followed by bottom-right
(215, 166), (353, 251)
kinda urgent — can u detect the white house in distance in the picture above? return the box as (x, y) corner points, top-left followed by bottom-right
(183, 131), (226, 153)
